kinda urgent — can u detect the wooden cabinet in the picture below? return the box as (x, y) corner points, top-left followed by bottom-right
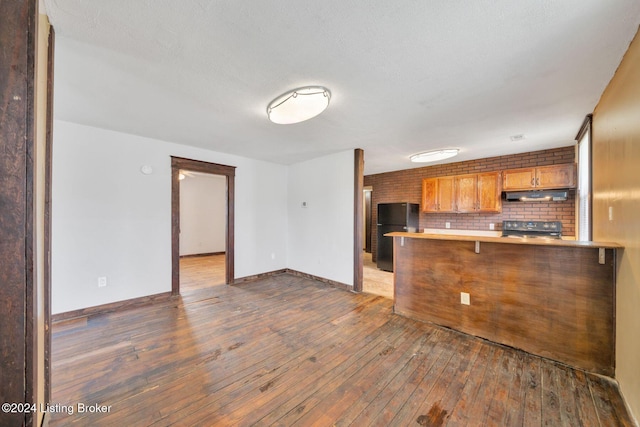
(502, 168), (536, 190)
(421, 176), (455, 212)
(536, 164), (576, 189)
(477, 172), (502, 212)
(422, 172), (502, 213)
(455, 174), (478, 213)
(503, 164), (576, 191)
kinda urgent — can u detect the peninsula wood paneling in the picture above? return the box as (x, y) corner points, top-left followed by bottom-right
(393, 237), (616, 376)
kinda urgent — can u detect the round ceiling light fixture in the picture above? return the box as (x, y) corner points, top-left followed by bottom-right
(410, 148), (460, 163)
(267, 86), (331, 124)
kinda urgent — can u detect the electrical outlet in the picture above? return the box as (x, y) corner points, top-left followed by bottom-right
(460, 292), (470, 305)
(98, 277), (107, 288)
(445, 222), (451, 229)
(489, 223), (495, 230)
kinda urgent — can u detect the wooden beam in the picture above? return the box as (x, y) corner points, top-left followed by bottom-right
(353, 149), (364, 292)
(0, 0), (37, 425)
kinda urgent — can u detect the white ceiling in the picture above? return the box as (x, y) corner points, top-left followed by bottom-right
(45, 0), (640, 175)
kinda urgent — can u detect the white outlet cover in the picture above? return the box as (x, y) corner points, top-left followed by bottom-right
(460, 292), (470, 305)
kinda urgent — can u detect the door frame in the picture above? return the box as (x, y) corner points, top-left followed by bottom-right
(171, 156), (236, 294)
(353, 148), (364, 292)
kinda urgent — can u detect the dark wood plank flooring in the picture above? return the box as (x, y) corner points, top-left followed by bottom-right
(50, 261), (634, 426)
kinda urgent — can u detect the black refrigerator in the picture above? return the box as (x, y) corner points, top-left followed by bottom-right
(376, 203), (419, 271)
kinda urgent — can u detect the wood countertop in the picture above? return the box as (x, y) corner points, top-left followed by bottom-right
(385, 231), (623, 249)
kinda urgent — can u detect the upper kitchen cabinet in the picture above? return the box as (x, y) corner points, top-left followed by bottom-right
(422, 172), (502, 213)
(455, 174), (478, 212)
(502, 163), (576, 191)
(477, 172), (503, 212)
(422, 176), (455, 213)
(456, 172), (502, 213)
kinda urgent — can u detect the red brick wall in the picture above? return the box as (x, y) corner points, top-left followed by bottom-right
(365, 146), (576, 260)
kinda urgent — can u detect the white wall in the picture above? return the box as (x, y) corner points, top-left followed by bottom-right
(179, 174), (226, 256)
(52, 120), (288, 314)
(287, 150), (355, 287)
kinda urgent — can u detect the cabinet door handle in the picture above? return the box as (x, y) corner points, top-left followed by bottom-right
(536, 177), (540, 186)
(531, 177), (535, 186)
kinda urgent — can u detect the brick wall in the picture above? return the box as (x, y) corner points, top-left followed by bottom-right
(365, 146), (576, 261)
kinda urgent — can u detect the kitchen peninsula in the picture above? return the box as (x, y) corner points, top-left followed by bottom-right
(387, 231), (622, 376)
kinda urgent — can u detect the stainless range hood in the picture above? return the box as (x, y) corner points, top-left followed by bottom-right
(504, 190), (569, 202)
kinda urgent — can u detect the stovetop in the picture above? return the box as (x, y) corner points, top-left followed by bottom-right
(502, 220), (562, 239)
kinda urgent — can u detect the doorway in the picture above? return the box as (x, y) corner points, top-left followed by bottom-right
(361, 186), (394, 299)
(171, 156), (236, 295)
(179, 171), (227, 291)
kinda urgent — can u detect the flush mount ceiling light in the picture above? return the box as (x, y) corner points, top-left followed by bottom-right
(267, 86), (331, 124)
(410, 148), (460, 163)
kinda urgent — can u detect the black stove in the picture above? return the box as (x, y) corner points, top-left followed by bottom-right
(502, 220), (562, 239)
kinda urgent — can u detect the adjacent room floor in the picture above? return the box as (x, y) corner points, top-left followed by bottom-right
(363, 251), (394, 299)
(49, 261), (633, 426)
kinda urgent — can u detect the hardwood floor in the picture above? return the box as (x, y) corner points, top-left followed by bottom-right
(362, 251), (394, 299)
(180, 253), (226, 291)
(50, 267), (634, 426)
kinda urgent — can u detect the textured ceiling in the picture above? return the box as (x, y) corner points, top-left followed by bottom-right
(45, 0), (640, 174)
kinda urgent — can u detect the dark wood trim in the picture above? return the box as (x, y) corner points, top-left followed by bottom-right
(234, 268), (353, 292)
(575, 113), (593, 142)
(285, 269), (354, 292)
(44, 24), (55, 406)
(226, 168), (235, 284)
(233, 269), (289, 284)
(172, 156), (236, 176)
(0, 1), (37, 425)
(51, 292), (174, 323)
(353, 149), (364, 292)
(364, 188), (372, 253)
(171, 157), (236, 293)
(180, 251), (225, 258)
(25, 1), (37, 424)
(575, 114), (593, 241)
(171, 164), (180, 294)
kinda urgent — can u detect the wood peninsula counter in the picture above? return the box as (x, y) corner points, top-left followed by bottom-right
(387, 232), (622, 376)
